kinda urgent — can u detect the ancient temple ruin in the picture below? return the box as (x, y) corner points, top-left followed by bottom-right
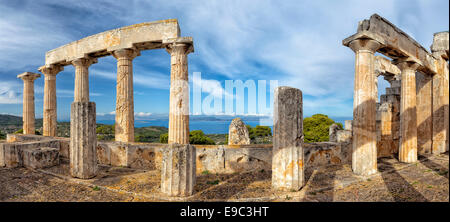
(0, 15), (448, 199)
(343, 14), (449, 175)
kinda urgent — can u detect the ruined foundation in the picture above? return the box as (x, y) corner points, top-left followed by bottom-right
(272, 86), (304, 191)
(161, 143), (196, 197)
(70, 102), (97, 179)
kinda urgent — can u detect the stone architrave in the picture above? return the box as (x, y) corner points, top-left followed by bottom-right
(348, 38), (381, 176)
(17, 72), (41, 135)
(228, 118), (251, 145)
(70, 57), (98, 179)
(161, 143), (196, 196)
(272, 86), (304, 191)
(112, 48), (140, 143)
(166, 41), (193, 144)
(39, 65), (63, 137)
(395, 59), (420, 163)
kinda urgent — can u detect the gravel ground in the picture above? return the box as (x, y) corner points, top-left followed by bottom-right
(0, 152), (448, 202)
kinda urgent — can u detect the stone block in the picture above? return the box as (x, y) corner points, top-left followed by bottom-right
(196, 147), (225, 174)
(336, 130), (352, 143)
(161, 144), (196, 197)
(127, 145), (159, 170)
(272, 86), (304, 191)
(344, 120), (353, 131)
(225, 147), (271, 173)
(110, 143), (127, 167)
(329, 123), (340, 142)
(0, 143), (21, 167)
(70, 101), (97, 179)
(97, 143), (111, 165)
(228, 118), (251, 145)
(22, 147), (59, 169)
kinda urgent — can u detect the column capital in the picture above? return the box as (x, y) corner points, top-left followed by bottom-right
(165, 43), (194, 56)
(348, 38), (382, 53)
(393, 58), (421, 72)
(38, 65), (63, 76)
(71, 57), (97, 68)
(17, 72), (41, 81)
(112, 48), (140, 60)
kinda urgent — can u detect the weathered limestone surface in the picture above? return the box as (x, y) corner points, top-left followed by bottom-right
(17, 72), (41, 135)
(344, 14), (438, 75)
(396, 59), (420, 163)
(336, 130), (352, 143)
(70, 102), (97, 179)
(272, 86), (304, 191)
(416, 72), (433, 154)
(161, 144), (196, 197)
(0, 140), (60, 168)
(45, 19), (181, 66)
(431, 31), (449, 59)
(329, 123), (340, 142)
(166, 40), (193, 144)
(348, 38), (381, 176)
(344, 120), (353, 131)
(377, 103), (397, 157)
(228, 118), (251, 145)
(72, 58), (97, 102)
(6, 134), (51, 143)
(22, 147), (60, 169)
(39, 65), (63, 137)
(112, 48), (140, 142)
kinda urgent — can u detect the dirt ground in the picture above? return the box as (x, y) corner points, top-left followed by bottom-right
(0, 152), (448, 202)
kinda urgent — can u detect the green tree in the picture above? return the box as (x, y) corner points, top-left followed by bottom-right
(160, 133), (168, 143)
(0, 130), (6, 140)
(303, 114), (343, 143)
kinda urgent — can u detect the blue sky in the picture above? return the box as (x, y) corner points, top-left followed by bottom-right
(0, 0), (448, 121)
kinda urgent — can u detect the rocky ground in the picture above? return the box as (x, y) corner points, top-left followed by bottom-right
(0, 152), (448, 202)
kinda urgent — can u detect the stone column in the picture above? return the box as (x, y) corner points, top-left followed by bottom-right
(17, 72), (41, 135)
(166, 43), (193, 144)
(112, 48), (140, 142)
(72, 58), (96, 102)
(272, 86), (304, 191)
(395, 59), (420, 163)
(348, 38), (381, 176)
(39, 65), (63, 137)
(161, 143), (196, 196)
(70, 57), (97, 179)
(432, 55), (449, 154)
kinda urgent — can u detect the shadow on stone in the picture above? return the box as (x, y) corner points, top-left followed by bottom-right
(378, 157), (428, 202)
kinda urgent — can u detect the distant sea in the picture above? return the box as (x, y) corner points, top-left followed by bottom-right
(97, 117), (350, 134)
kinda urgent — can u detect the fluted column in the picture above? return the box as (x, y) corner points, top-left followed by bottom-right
(394, 59), (420, 163)
(166, 43), (193, 144)
(72, 58), (97, 102)
(70, 57), (97, 179)
(39, 65), (63, 137)
(17, 72), (41, 135)
(432, 54), (449, 154)
(348, 38), (381, 176)
(112, 48), (140, 142)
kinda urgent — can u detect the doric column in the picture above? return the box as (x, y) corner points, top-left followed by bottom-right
(72, 58), (97, 102)
(348, 38), (381, 176)
(395, 59), (420, 163)
(70, 57), (97, 179)
(272, 86), (304, 191)
(166, 43), (193, 144)
(112, 48), (140, 142)
(431, 54), (449, 154)
(17, 72), (41, 135)
(38, 65), (63, 137)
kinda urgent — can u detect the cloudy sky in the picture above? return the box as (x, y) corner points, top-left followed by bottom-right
(0, 0), (448, 120)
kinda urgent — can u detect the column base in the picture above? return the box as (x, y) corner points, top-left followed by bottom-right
(161, 144), (196, 197)
(70, 101), (97, 179)
(272, 146), (305, 191)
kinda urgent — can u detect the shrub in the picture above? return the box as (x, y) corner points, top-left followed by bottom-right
(303, 114), (342, 143)
(159, 130), (215, 145)
(0, 130), (5, 140)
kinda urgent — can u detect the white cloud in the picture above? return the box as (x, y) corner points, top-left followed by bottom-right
(135, 112), (152, 117)
(0, 81), (22, 104)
